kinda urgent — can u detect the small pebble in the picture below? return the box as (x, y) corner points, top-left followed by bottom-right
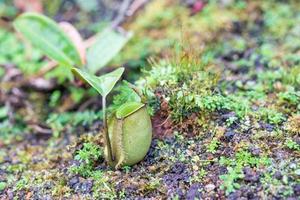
(186, 183), (201, 200)
(293, 184), (300, 196)
(204, 183), (215, 192)
(69, 176), (79, 187)
(228, 190), (242, 200)
(148, 165), (156, 172)
(250, 147), (261, 156)
(243, 167), (259, 182)
(274, 171), (282, 180)
(7, 190), (14, 199)
(81, 180), (93, 194)
(224, 131), (235, 141)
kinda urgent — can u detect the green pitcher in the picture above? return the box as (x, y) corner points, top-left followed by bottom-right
(105, 102), (152, 169)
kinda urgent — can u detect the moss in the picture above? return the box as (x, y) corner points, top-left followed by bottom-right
(256, 108), (286, 125)
(219, 150), (271, 195)
(285, 115), (300, 135)
(70, 142), (103, 177)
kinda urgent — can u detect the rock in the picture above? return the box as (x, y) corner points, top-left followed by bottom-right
(228, 190), (242, 200)
(69, 176), (79, 187)
(224, 131), (235, 141)
(250, 147), (261, 156)
(222, 112), (236, 120)
(293, 184), (300, 196)
(289, 163), (297, 169)
(148, 165), (156, 172)
(43, 182), (53, 190)
(81, 180), (93, 194)
(282, 175), (289, 185)
(43, 195), (52, 200)
(204, 184), (215, 192)
(163, 162), (191, 198)
(186, 183), (201, 200)
(273, 171), (282, 180)
(261, 123), (274, 132)
(243, 167), (259, 182)
(7, 189), (14, 199)
(73, 183), (82, 193)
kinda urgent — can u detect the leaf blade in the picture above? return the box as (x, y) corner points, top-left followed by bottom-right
(13, 12), (82, 67)
(71, 68), (103, 95)
(87, 28), (132, 73)
(97, 67), (125, 97)
(72, 67), (125, 97)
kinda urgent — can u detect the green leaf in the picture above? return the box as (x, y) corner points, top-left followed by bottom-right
(72, 67), (124, 97)
(13, 12), (82, 67)
(87, 28), (132, 73)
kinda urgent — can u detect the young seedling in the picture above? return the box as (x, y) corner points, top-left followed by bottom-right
(72, 68), (152, 169)
(14, 12), (152, 169)
(72, 67), (124, 164)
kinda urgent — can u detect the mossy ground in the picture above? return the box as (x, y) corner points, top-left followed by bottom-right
(0, 0), (299, 199)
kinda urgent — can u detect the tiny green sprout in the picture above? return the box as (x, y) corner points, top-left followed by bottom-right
(122, 166), (131, 173)
(72, 68), (152, 169)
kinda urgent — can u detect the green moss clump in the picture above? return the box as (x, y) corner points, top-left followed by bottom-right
(70, 142), (103, 177)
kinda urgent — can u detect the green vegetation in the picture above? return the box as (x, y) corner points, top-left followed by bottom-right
(219, 150), (271, 195)
(70, 142), (103, 177)
(285, 138), (300, 151)
(46, 110), (102, 137)
(257, 108), (286, 125)
(207, 138), (219, 154)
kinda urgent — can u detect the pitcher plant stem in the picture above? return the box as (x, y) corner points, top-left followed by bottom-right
(102, 96), (114, 162)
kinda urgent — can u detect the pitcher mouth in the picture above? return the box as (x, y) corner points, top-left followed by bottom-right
(116, 102), (145, 119)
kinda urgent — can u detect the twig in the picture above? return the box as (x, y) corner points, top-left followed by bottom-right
(35, 60), (58, 77)
(29, 124), (52, 135)
(126, 0), (149, 16)
(5, 101), (14, 124)
(111, 0), (133, 28)
(102, 96), (114, 162)
(156, 115), (171, 127)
